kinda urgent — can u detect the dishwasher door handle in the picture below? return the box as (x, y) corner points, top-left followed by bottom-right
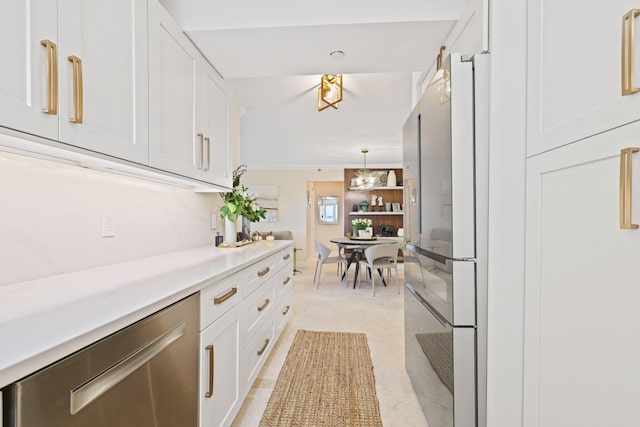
(70, 321), (187, 414)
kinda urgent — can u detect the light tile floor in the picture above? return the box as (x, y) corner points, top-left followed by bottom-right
(231, 264), (429, 427)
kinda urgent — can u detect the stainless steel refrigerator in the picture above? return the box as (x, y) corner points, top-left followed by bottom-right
(403, 53), (489, 427)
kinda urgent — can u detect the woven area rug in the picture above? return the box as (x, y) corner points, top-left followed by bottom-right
(259, 330), (383, 427)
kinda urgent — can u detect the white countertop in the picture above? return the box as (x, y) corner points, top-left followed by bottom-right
(0, 240), (292, 388)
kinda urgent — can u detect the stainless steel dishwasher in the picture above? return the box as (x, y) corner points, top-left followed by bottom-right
(2, 293), (199, 427)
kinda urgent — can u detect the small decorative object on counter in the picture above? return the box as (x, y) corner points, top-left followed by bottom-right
(215, 232), (223, 247)
(387, 170), (397, 187)
(359, 200), (369, 212)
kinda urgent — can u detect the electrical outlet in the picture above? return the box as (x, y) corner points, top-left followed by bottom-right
(210, 213), (217, 230)
(102, 212), (116, 238)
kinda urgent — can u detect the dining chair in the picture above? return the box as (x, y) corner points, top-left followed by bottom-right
(313, 240), (348, 288)
(337, 243), (361, 277)
(358, 243), (400, 297)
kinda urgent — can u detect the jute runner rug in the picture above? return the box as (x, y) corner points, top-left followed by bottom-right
(259, 329), (383, 427)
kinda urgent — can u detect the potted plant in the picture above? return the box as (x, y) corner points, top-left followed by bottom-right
(220, 165), (266, 243)
(351, 218), (372, 237)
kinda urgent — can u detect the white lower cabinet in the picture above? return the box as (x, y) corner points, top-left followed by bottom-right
(524, 121), (640, 427)
(199, 304), (241, 427)
(198, 246), (293, 427)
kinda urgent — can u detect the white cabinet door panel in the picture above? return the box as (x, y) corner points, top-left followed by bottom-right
(0, 0), (58, 139)
(148, 2), (199, 178)
(528, 0), (640, 156)
(57, 0), (148, 163)
(524, 121), (640, 426)
(200, 304), (241, 427)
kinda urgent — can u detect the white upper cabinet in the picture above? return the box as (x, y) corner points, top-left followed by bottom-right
(0, 0), (58, 140)
(57, 0), (149, 163)
(0, 0), (148, 163)
(149, 0), (231, 188)
(196, 63), (231, 188)
(148, 1), (199, 179)
(527, 0), (640, 156)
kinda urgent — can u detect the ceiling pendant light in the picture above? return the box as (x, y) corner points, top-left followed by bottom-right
(318, 74), (343, 111)
(353, 148), (377, 190)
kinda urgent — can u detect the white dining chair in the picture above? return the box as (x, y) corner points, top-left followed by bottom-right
(313, 240), (348, 288)
(358, 243), (400, 297)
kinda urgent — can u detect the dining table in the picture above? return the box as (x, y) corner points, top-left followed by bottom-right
(330, 236), (401, 288)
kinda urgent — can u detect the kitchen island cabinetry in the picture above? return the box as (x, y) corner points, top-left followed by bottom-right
(343, 168), (404, 236)
(527, 1), (640, 156)
(148, 0), (231, 189)
(0, 0), (149, 163)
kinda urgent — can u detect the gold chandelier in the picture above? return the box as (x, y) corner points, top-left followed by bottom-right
(318, 74), (343, 111)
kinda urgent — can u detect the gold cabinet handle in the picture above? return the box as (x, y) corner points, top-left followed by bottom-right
(257, 298), (270, 312)
(622, 10), (640, 95)
(257, 267), (270, 277)
(257, 338), (270, 356)
(436, 45), (446, 70)
(213, 287), (237, 305)
(205, 345), (214, 398)
(67, 55), (83, 123)
(282, 254), (291, 260)
(282, 277), (291, 285)
(620, 147), (640, 229)
(204, 136), (210, 171)
(196, 133), (204, 169)
(282, 305), (290, 315)
(40, 39), (58, 114)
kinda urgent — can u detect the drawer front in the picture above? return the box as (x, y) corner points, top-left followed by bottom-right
(244, 311), (275, 387)
(275, 266), (293, 299)
(243, 253), (278, 298)
(273, 247), (294, 275)
(276, 287), (293, 337)
(200, 272), (242, 330)
(243, 279), (275, 343)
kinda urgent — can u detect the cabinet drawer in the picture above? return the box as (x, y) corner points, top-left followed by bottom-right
(273, 247), (294, 274)
(243, 279), (275, 343)
(275, 266), (293, 299)
(276, 288), (293, 337)
(243, 253), (278, 298)
(200, 272), (242, 330)
(244, 311), (275, 388)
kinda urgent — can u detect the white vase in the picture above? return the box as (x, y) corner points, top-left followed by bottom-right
(224, 217), (237, 243)
(387, 170), (397, 187)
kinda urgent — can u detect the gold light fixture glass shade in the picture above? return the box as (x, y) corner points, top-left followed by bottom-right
(353, 149), (377, 190)
(318, 74), (343, 111)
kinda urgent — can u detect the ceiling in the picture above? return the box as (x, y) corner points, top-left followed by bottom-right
(159, 0), (471, 169)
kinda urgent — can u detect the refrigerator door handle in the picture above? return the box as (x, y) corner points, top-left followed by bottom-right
(406, 283), (448, 327)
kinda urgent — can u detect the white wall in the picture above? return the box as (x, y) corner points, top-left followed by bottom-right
(242, 169), (343, 265)
(0, 150), (222, 287)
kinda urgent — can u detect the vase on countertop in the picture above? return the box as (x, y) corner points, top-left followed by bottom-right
(241, 216), (251, 241)
(224, 217), (237, 244)
(387, 170), (397, 187)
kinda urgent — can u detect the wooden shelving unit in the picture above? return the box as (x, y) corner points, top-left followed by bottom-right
(343, 168), (404, 236)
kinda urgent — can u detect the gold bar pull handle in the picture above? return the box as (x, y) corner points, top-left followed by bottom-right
(204, 136), (211, 171)
(622, 10), (640, 95)
(40, 40), (58, 114)
(257, 298), (270, 312)
(205, 345), (214, 398)
(213, 287), (237, 305)
(197, 133), (204, 169)
(620, 147), (640, 229)
(67, 55), (83, 123)
(436, 45), (446, 70)
(257, 338), (270, 356)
